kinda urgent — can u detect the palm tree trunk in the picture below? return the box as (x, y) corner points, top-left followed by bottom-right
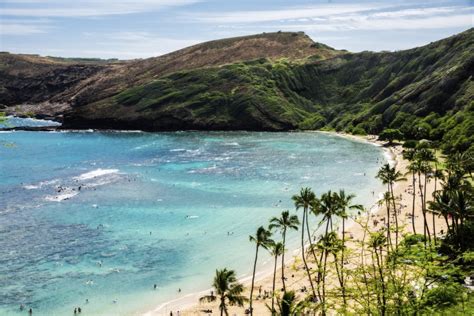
(321, 248), (329, 316)
(385, 196), (392, 251)
(390, 184), (399, 248)
(220, 296), (225, 316)
(281, 228), (287, 291)
(423, 173), (432, 244)
(271, 254), (277, 315)
(418, 171), (428, 244)
(316, 221), (330, 303)
(433, 171), (438, 244)
(249, 245), (259, 316)
(305, 208), (319, 268)
(341, 217), (346, 306)
(444, 215), (450, 232)
(411, 172), (417, 234)
(371, 251), (382, 313)
(300, 209), (316, 299)
(375, 247), (386, 316)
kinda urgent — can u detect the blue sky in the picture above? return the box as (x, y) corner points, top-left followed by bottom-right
(0, 0), (472, 59)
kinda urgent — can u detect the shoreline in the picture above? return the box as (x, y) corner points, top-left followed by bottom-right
(141, 131), (395, 316)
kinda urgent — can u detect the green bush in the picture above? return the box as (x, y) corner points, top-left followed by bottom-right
(422, 283), (465, 308)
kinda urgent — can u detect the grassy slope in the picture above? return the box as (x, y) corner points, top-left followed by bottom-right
(0, 32), (339, 113)
(65, 29), (473, 152)
(0, 53), (119, 107)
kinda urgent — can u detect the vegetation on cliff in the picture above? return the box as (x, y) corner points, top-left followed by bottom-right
(1, 29), (472, 153)
(65, 29), (473, 153)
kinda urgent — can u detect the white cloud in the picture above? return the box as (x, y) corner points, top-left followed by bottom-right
(276, 14), (472, 32)
(191, 3), (472, 32)
(1, 0), (201, 17)
(192, 4), (388, 24)
(0, 19), (51, 35)
(370, 6), (465, 18)
(78, 31), (202, 58)
(0, 22), (49, 35)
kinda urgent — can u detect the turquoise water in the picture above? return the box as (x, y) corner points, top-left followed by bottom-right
(0, 129), (386, 315)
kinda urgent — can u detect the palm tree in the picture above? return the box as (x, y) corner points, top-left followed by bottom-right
(376, 164), (406, 247)
(415, 149), (435, 244)
(310, 190), (339, 303)
(418, 148), (436, 235)
(292, 187), (317, 299)
(404, 148), (418, 234)
(269, 210), (299, 291)
(272, 291), (307, 316)
(316, 231), (340, 315)
(428, 190), (452, 232)
(446, 151), (474, 179)
(451, 189), (473, 229)
(377, 191), (393, 250)
(200, 268), (247, 316)
(334, 190), (362, 306)
(269, 242), (284, 315)
(369, 231), (387, 316)
(325, 231), (345, 309)
(432, 169), (445, 242)
(249, 226), (273, 315)
(313, 191), (342, 237)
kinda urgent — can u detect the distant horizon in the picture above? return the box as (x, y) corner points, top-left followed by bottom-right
(1, 0), (472, 59)
(2, 27), (472, 61)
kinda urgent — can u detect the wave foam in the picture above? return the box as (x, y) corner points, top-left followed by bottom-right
(44, 190), (78, 202)
(74, 169), (119, 181)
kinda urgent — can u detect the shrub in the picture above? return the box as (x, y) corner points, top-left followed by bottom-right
(379, 128), (404, 144)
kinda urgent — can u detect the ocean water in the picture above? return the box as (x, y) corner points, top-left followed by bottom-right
(0, 128), (386, 315)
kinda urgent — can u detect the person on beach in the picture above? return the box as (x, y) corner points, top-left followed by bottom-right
(154, 284), (157, 290)
(74, 308), (77, 314)
(29, 308), (32, 315)
(78, 307), (82, 313)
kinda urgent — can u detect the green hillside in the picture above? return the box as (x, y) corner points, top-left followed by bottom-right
(64, 28), (473, 153)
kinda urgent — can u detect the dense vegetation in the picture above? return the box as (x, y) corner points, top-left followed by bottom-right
(62, 28), (473, 154)
(201, 141), (474, 315)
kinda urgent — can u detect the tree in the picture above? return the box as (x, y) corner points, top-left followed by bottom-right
(404, 148), (418, 234)
(379, 129), (404, 145)
(428, 190), (452, 232)
(378, 191), (393, 250)
(292, 187), (317, 299)
(311, 190), (340, 305)
(269, 210), (299, 291)
(272, 291), (308, 316)
(416, 148), (436, 244)
(249, 226), (273, 315)
(369, 231), (388, 316)
(377, 164), (406, 247)
(269, 242), (284, 315)
(334, 189), (362, 307)
(200, 268), (247, 316)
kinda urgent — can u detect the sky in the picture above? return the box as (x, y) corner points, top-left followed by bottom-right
(0, 0), (472, 59)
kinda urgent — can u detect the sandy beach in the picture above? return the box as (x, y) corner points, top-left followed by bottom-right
(144, 132), (447, 316)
